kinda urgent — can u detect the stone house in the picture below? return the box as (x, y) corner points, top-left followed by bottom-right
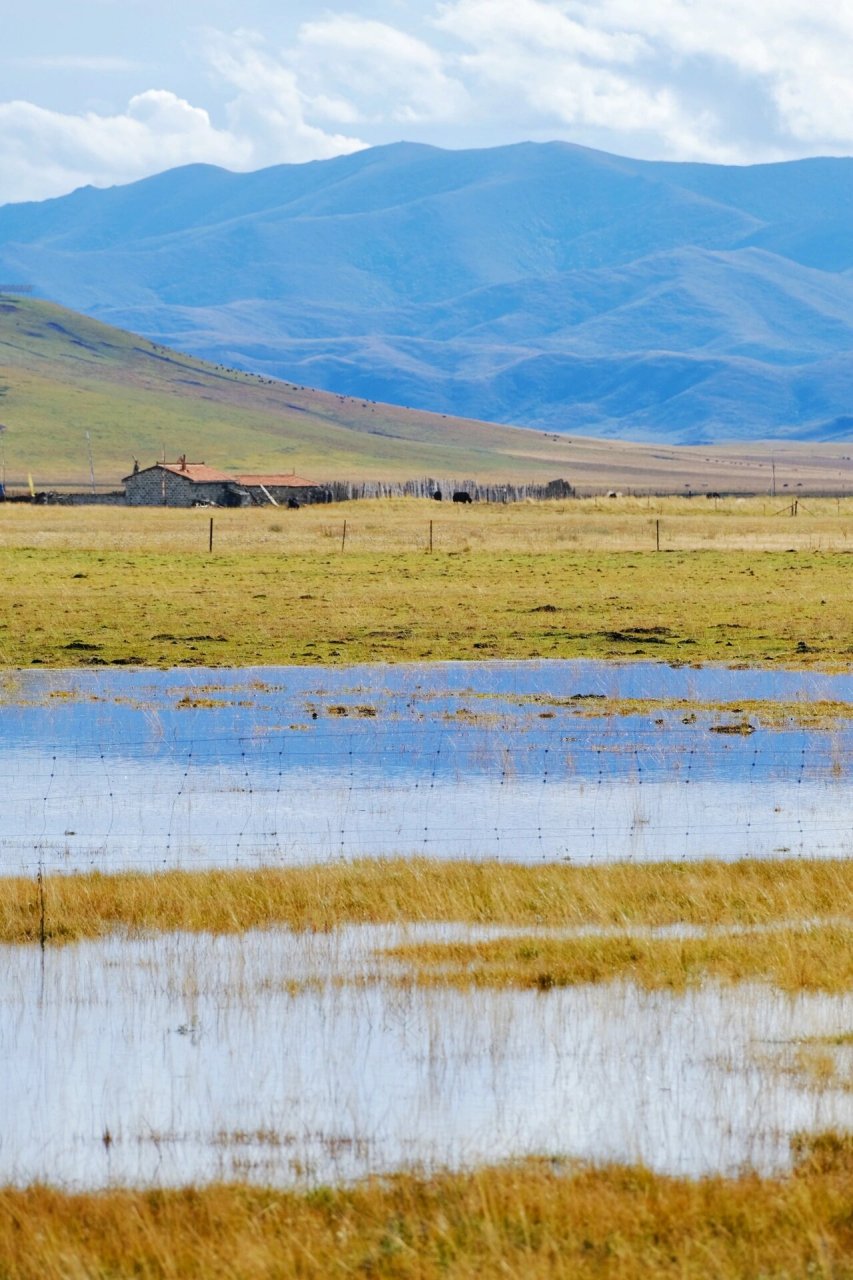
(123, 460), (243, 507)
(123, 459), (328, 507)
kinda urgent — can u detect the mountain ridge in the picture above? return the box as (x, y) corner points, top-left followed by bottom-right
(1, 140), (852, 443)
(6, 295), (851, 494)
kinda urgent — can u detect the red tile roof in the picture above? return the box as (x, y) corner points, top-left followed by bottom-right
(122, 463), (322, 488)
(237, 474), (320, 488)
(160, 462), (236, 483)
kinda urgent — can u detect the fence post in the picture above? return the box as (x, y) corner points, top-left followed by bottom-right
(656, 519), (660, 552)
(341, 520), (347, 552)
(429, 519), (433, 553)
(37, 866), (46, 951)
(209, 517), (214, 552)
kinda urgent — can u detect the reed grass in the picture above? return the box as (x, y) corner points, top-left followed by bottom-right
(383, 923), (853, 993)
(3, 857), (852, 946)
(1, 1134), (852, 1278)
(785, 1032), (853, 1091)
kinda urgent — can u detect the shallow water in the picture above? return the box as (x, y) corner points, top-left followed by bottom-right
(2, 662), (851, 873)
(1, 926), (851, 1189)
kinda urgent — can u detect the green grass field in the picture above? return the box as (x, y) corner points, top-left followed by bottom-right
(0, 499), (850, 668)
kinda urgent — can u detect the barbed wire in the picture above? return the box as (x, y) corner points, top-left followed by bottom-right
(2, 715), (850, 875)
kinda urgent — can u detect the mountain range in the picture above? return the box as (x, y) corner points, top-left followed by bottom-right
(1, 141), (852, 444)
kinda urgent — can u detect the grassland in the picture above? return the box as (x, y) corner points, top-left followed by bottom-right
(1, 498), (851, 668)
(5, 857), (852, 946)
(0, 298), (580, 484)
(1, 1134), (852, 1279)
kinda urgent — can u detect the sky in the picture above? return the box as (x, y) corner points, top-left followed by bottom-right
(2, 0), (853, 205)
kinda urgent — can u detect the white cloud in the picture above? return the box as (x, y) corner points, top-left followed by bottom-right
(0, 92), (252, 204)
(0, 32), (367, 206)
(429, 0), (733, 160)
(295, 15), (469, 124)
(203, 29), (369, 161)
(2, 0), (853, 206)
(554, 0), (853, 150)
(435, 0), (647, 65)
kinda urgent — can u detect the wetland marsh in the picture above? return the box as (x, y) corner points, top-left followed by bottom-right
(2, 500), (852, 1277)
(2, 661), (851, 873)
(1, 659), (852, 1207)
(3, 925), (853, 1190)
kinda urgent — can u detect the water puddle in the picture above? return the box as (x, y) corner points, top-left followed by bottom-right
(2, 662), (851, 873)
(1, 926), (851, 1189)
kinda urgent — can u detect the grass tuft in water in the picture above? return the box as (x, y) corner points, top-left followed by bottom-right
(382, 924), (853, 993)
(3, 857), (853, 947)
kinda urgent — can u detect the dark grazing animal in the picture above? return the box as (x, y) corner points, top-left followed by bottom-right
(452, 491), (473, 504)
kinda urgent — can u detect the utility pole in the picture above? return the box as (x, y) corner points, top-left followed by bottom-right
(85, 431), (96, 494)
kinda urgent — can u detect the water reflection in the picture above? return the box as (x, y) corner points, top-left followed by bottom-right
(1, 662), (851, 872)
(1, 926), (851, 1189)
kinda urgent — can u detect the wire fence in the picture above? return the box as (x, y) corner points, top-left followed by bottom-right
(3, 706), (852, 876)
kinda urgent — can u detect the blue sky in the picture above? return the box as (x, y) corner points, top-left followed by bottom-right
(2, 0), (853, 204)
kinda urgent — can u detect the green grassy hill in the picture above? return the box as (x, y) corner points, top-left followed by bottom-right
(0, 295), (581, 487)
(2, 295), (851, 495)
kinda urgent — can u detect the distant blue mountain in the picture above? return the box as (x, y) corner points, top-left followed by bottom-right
(1, 141), (852, 442)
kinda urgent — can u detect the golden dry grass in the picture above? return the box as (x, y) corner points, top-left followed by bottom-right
(1, 499), (851, 667)
(2, 494), (853, 555)
(4, 857), (853, 946)
(1, 1134), (852, 1279)
(383, 923), (853, 994)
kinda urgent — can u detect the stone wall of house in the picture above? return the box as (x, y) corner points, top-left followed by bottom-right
(65, 491), (128, 506)
(125, 470), (231, 507)
(125, 470), (168, 506)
